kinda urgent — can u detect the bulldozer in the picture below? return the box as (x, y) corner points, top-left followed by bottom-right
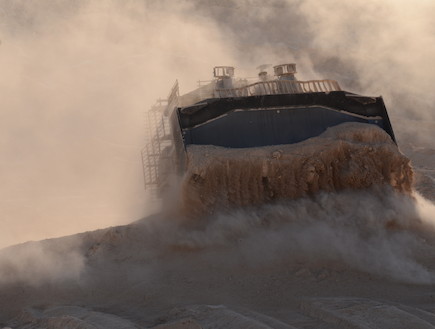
(142, 64), (412, 216)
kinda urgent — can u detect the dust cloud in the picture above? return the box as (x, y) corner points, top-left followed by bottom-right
(0, 0), (236, 248)
(188, 189), (433, 284)
(0, 236), (84, 286)
(83, 185), (434, 285)
(190, 0), (435, 144)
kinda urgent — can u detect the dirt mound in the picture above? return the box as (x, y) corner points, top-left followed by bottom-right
(182, 123), (413, 217)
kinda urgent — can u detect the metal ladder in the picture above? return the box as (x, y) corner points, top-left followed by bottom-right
(141, 81), (179, 194)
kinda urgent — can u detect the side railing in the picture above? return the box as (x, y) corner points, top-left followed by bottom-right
(215, 79), (341, 98)
(142, 81), (179, 193)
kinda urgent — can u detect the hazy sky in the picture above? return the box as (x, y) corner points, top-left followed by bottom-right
(0, 0), (434, 248)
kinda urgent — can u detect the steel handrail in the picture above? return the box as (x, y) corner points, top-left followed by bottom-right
(216, 79), (341, 98)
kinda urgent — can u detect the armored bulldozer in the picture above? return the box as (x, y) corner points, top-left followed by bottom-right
(142, 64), (411, 216)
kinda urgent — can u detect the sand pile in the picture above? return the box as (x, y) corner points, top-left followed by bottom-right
(182, 123), (413, 216)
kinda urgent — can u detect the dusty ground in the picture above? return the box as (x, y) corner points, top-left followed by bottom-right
(1, 189), (435, 328)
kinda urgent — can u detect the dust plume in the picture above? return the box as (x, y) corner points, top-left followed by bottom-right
(0, 236), (84, 286)
(83, 186), (433, 285)
(0, 0), (236, 249)
(213, 192), (433, 285)
(191, 0), (435, 143)
(415, 193), (435, 230)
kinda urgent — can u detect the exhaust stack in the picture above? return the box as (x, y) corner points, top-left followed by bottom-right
(274, 63), (297, 81)
(213, 66), (235, 89)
